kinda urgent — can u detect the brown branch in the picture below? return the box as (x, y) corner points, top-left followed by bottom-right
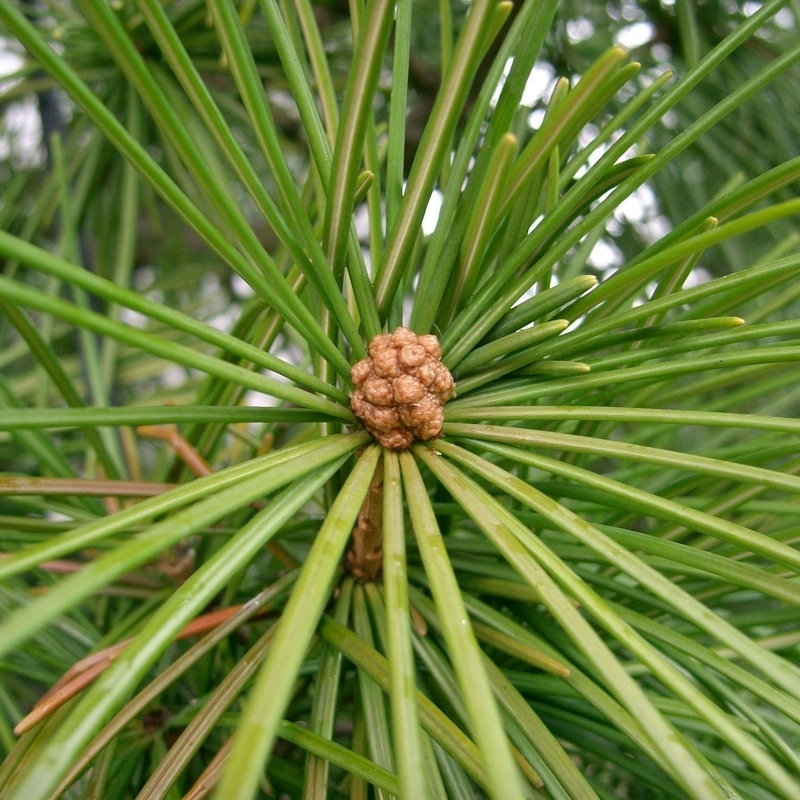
(13, 602), (275, 735)
(181, 738), (232, 800)
(136, 425), (213, 478)
(136, 425), (296, 569)
(0, 477), (175, 496)
(346, 455), (385, 582)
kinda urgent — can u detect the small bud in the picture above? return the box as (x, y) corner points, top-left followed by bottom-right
(382, 429), (415, 450)
(372, 347), (401, 378)
(431, 366), (455, 397)
(400, 395), (438, 428)
(414, 411), (443, 441)
(367, 405), (401, 432)
(390, 327), (417, 348)
(350, 328), (455, 449)
(398, 344), (427, 368)
(393, 374), (425, 404)
(350, 392), (368, 416)
(363, 376), (394, 407)
(351, 359), (372, 386)
(416, 360), (437, 387)
(418, 335), (441, 359)
(369, 334), (392, 357)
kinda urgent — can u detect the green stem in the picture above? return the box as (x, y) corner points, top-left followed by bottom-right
(0, 0), (347, 377)
(0, 231), (347, 403)
(374, 0), (498, 316)
(212, 446), (380, 800)
(0, 435), (367, 583)
(0, 275), (352, 421)
(400, 451), (526, 800)
(382, 451), (429, 799)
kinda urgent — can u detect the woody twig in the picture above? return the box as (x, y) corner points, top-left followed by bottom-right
(346, 455), (385, 582)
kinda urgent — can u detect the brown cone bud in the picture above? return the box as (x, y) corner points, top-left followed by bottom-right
(362, 376), (394, 407)
(351, 359), (372, 387)
(398, 343), (427, 368)
(372, 347), (401, 378)
(365, 404), (400, 432)
(413, 407), (444, 441)
(393, 374), (426, 404)
(431, 365), (455, 398)
(350, 327), (455, 449)
(369, 334), (392, 357)
(418, 335), (441, 359)
(390, 327), (417, 348)
(416, 360), (437, 387)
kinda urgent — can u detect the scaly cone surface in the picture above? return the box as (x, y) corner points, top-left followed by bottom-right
(350, 327), (455, 449)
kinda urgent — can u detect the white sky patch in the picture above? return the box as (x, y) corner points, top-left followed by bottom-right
(490, 57), (514, 107)
(527, 108), (546, 130)
(267, 89), (300, 116)
(0, 40), (24, 111)
(621, 0), (646, 21)
(572, 125), (617, 176)
(683, 267), (711, 288)
(361, 247), (374, 281)
(572, 162), (589, 181)
(661, 109), (678, 129)
(231, 274), (255, 298)
(245, 390), (280, 407)
(521, 62), (555, 106)
(619, 194), (644, 226)
(402, 293), (414, 327)
(612, 183), (673, 245)
(588, 238), (623, 271)
(774, 8), (795, 28)
(652, 43), (672, 63)
(527, 214), (544, 235)
(121, 307), (148, 329)
(422, 189), (443, 236)
(353, 202), (370, 242)
(263, 367), (291, 387)
(567, 18), (595, 44)
(46, 510), (73, 522)
(494, 59), (557, 110)
(617, 191), (648, 224)
(0, 97), (44, 166)
(512, 286), (533, 307)
(161, 365), (187, 389)
(578, 123), (600, 148)
(208, 307), (238, 333)
(743, 2), (762, 16)
(565, 316), (585, 333)
(614, 22), (655, 49)
(0, 48), (22, 80)
(202, 273), (221, 297)
(646, 215), (673, 241)
(274, 341), (306, 373)
(134, 266), (156, 290)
